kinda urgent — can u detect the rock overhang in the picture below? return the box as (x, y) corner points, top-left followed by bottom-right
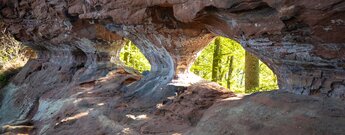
(0, 0), (344, 100)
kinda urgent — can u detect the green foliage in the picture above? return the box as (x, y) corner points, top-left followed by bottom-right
(119, 40), (151, 73)
(0, 22), (33, 87)
(191, 37), (278, 93)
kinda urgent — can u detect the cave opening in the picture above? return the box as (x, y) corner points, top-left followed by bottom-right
(117, 39), (151, 74)
(191, 36), (278, 94)
(0, 27), (37, 88)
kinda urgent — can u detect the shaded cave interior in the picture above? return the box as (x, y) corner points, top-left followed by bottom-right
(2, 3), (344, 105)
(0, 1), (345, 134)
(2, 33), (279, 95)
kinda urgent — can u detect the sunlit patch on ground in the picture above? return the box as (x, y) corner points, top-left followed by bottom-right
(125, 114), (149, 120)
(55, 111), (90, 126)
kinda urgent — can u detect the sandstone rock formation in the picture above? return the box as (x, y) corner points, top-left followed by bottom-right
(187, 91), (345, 135)
(0, 0), (344, 134)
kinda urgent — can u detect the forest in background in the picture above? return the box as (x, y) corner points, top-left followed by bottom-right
(119, 40), (151, 73)
(191, 37), (278, 93)
(119, 37), (278, 94)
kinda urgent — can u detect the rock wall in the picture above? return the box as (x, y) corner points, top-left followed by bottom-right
(0, 0), (345, 114)
(0, 0), (345, 134)
(1, 0), (344, 101)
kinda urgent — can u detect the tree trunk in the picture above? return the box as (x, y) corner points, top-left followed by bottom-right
(123, 40), (131, 65)
(227, 56), (234, 89)
(245, 51), (260, 93)
(193, 60), (200, 76)
(212, 38), (221, 82)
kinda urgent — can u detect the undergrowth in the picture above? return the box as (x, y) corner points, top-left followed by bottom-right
(0, 21), (34, 88)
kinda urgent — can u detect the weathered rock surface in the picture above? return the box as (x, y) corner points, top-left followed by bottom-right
(0, 0), (345, 134)
(188, 91), (345, 135)
(1, 0), (344, 100)
(2, 83), (344, 134)
(1, 77), (235, 134)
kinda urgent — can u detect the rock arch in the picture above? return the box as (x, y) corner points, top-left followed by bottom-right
(102, 1), (344, 101)
(1, 0), (345, 134)
(0, 0), (344, 128)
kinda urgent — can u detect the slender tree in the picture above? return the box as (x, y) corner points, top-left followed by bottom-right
(227, 56), (234, 89)
(123, 40), (131, 65)
(193, 60), (201, 75)
(212, 38), (221, 82)
(245, 51), (259, 93)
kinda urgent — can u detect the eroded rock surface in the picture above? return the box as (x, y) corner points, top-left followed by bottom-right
(0, 0), (345, 134)
(187, 91), (345, 135)
(1, 0), (344, 100)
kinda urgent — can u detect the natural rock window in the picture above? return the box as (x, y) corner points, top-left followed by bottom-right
(0, 23), (36, 88)
(191, 37), (278, 93)
(1, 1), (345, 134)
(118, 39), (151, 73)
